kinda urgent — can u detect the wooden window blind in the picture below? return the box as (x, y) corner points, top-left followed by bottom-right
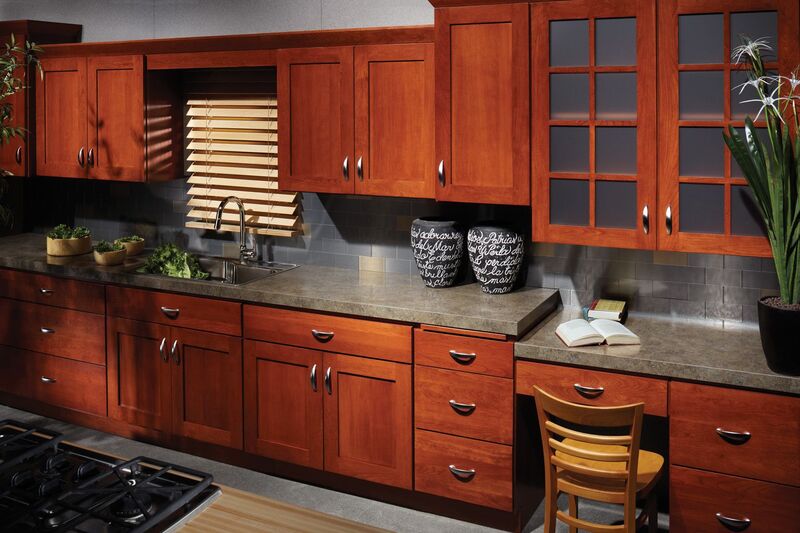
(185, 96), (302, 238)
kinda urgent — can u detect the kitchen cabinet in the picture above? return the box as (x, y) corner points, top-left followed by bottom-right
(531, 0), (657, 249)
(434, 3), (530, 205)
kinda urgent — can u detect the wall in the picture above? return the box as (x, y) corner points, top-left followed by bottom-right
(5, 0), (778, 326)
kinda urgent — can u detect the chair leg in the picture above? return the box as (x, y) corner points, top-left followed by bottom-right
(568, 494), (578, 533)
(542, 485), (558, 533)
(647, 494), (658, 533)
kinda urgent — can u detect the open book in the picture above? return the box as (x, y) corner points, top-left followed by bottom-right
(555, 319), (640, 347)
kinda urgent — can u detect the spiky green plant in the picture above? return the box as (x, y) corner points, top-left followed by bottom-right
(723, 37), (800, 305)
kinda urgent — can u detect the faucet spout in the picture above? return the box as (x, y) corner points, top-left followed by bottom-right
(214, 196), (258, 263)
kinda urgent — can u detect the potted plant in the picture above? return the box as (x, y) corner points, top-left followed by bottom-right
(723, 37), (800, 375)
(115, 235), (145, 256)
(46, 224), (92, 256)
(93, 240), (127, 266)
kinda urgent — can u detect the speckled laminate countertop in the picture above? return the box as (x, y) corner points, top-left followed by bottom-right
(0, 234), (559, 337)
(515, 308), (799, 395)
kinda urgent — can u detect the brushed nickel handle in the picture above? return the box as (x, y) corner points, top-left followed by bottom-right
(311, 329), (334, 343)
(448, 465), (475, 481)
(356, 156), (363, 181)
(87, 147), (94, 166)
(448, 350), (476, 365)
(39, 288), (53, 296)
(15, 146), (22, 164)
(438, 160), (445, 187)
(715, 427), (751, 445)
(40, 376), (56, 384)
(159, 337), (168, 362)
(77, 146), (85, 167)
(160, 306), (180, 319)
(449, 399), (476, 415)
(343, 156), (349, 181)
(170, 339), (179, 365)
(715, 513), (751, 531)
(324, 366), (332, 395)
(642, 204), (650, 235)
(40, 327), (55, 334)
(573, 383), (604, 398)
(310, 363), (318, 392)
(665, 205), (673, 235)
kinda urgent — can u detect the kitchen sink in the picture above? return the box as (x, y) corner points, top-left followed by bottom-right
(131, 256), (298, 286)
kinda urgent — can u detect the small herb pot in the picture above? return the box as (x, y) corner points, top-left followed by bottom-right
(94, 248), (127, 266)
(46, 236), (92, 257)
(118, 239), (145, 257)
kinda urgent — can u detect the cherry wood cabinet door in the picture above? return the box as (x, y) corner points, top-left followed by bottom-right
(657, 0), (799, 256)
(107, 317), (172, 435)
(531, 0), (657, 249)
(35, 56), (87, 178)
(278, 46), (354, 194)
(323, 353), (412, 489)
(354, 43), (435, 198)
(434, 4), (530, 205)
(172, 327), (243, 449)
(87, 55), (145, 181)
(243, 340), (323, 469)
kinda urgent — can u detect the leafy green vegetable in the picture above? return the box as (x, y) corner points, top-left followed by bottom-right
(47, 224), (91, 240)
(94, 240), (124, 253)
(138, 244), (209, 280)
(115, 235), (143, 243)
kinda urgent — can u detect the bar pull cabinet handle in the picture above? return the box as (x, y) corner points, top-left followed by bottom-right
(87, 147), (94, 166)
(15, 146), (22, 164)
(159, 337), (168, 362)
(665, 205), (673, 235)
(573, 383), (604, 398)
(160, 307), (180, 319)
(343, 156), (349, 182)
(77, 147), (85, 167)
(438, 160), (445, 187)
(449, 399), (476, 415)
(324, 367), (332, 395)
(40, 376), (56, 384)
(310, 363), (318, 392)
(448, 465), (476, 481)
(39, 288), (53, 296)
(715, 513), (751, 531)
(715, 427), (751, 445)
(357, 156), (363, 181)
(448, 350), (476, 365)
(170, 339), (179, 365)
(311, 329), (334, 343)
(642, 205), (650, 235)
(40, 327), (55, 334)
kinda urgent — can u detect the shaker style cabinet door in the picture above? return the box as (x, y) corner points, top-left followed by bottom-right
(323, 353), (412, 489)
(657, 0), (799, 256)
(243, 340), (324, 469)
(434, 4), (530, 205)
(277, 46), (354, 194)
(87, 55), (145, 181)
(35, 56), (88, 178)
(354, 43), (435, 198)
(531, 0), (657, 249)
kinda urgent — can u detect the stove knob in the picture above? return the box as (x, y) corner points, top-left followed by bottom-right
(38, 477), (61, 497)
(11, 469), (33, 487)
(43, 453), (68, 472)
(74, 460), (98, 481)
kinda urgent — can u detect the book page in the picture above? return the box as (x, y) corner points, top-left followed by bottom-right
(590, 319), (640, 345)
(556, 319), (604, 347)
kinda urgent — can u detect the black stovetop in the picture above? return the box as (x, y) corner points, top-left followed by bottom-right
(0, 420), (220, 533)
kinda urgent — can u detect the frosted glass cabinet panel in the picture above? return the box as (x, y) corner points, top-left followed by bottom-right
(596, 73), (637, 120)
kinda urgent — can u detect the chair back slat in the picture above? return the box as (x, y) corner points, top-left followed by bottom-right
(549, 438), (630, 462)
(550, 454), (629, 480)
(544, 420), (633, 446)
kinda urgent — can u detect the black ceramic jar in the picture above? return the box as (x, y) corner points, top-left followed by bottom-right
(467, 224), (524, 294)
(410, 218), (464, 288)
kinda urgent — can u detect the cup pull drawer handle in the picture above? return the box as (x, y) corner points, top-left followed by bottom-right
(573, 383), (604, 398)
(311, 330), (334, 343)
(449, 399), (476, 415)
(449, 350), (476, 364)
(715, 427), (751, 445)
(160, 307), (180, 318)
(40, 327), (55, 334)
(40, 376), (56, 384)
(715, 513), (751, 531)
(448, 465), (475, 481)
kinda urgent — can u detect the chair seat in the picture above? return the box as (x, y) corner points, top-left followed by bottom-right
(556, 439), (664, 500)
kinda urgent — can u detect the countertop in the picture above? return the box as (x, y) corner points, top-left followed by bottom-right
(0, 234), (558, 337)
(515, 308), (800, 395)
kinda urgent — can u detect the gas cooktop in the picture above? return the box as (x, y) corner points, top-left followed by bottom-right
(0, 420), (220, 532)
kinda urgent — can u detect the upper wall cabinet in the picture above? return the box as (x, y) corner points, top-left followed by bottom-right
(278, 44), (434, 198)
(657, 0), (800, 257)
(531, 0), (657, 249)
(435, 4), (530, 205)
(36, 55), (148, 181)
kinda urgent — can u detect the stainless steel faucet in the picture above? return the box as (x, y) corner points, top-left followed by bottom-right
(214, 196), (258, 263)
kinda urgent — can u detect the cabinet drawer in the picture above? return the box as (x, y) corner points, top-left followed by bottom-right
(515, 361), (667, 417)
(414, 329), (512, 377)
(0, 298), (105, 365)
(0, 269), (105, 314)
(415, 429), (512, 511)
(244, 305), (411, 363)
(671, 465), (800, 533)
(670, 382), (800, 487)
(107, 286), (241, 336)
(415, 366), (512, 444)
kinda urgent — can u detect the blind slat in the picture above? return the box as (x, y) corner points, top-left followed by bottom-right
(186, 107), (277, 119)
(187, 163), (277, 178)
(187, 209), (299, 228)
(187, 98), (276, 106)
(187, 153), (277, 166)
(187, 118), (277, 130)
(188, 199), (298, 216)
(187, 141), (277, 154)
(187, 221), (300, 238)
(187, 175), (279, 190)
(187, 130), (277, 142)
(187, 186), (296, 204)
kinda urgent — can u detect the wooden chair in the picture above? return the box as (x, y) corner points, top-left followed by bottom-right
(533, 386), (664, 533)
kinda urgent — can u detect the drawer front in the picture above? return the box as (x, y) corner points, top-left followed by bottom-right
(0, 345), (34, 397)
(0, 269), (105, 314)
(670, 381), (800, 486)
(415, 429), (512, 511)
(671, 465), (800, 533)
(414, 329), (512, 377)
(107, 286), (241, 336)
(0, 298), (105, 365)
(515, 360), (668, 417)
(415, 366), (512, 444)
(244, 305), (412, 363)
